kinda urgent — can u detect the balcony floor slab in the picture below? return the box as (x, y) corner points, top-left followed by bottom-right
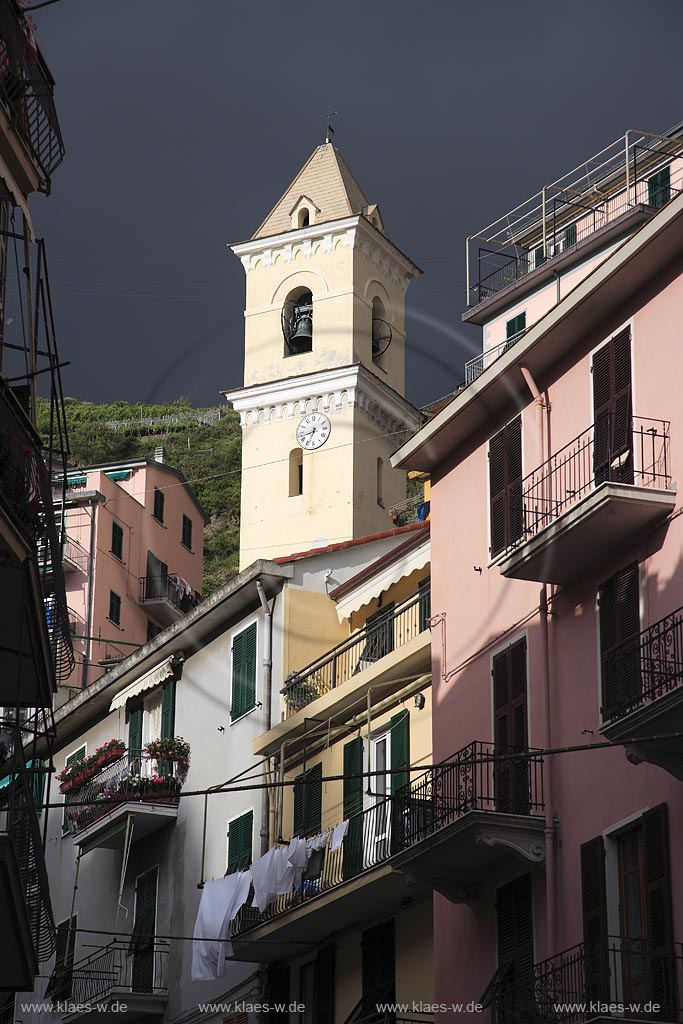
(71, 803), (178, 851)
(600, 683), (683, 779)
(64, 990), (167, 1022)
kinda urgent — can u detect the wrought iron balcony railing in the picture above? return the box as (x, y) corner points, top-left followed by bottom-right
(0, 773), (56, 964)
(389, 494), (431, 527)
(63, 747), (186, 835)
(282, 584), (431, 718)
(232, 742), (543, 937)
(51, 937), (169, 1005)
(483, 935), (682, 1024)
(138, 573), (201, 613)
(500, 416), (671, 557)
(464, 330), (528, 385)
(602, 603), (683, 724)
(0, 0), (65, 185)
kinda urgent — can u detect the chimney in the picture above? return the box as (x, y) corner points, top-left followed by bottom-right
(154, 446), (165, 464)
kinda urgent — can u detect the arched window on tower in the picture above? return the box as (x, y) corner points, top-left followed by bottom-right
(376, 457), (385, 507)
(371, 297), (392, 369)
(289, 448), (303, 497)
(297, 207), (310, 228)
(282, 288), (313, 356)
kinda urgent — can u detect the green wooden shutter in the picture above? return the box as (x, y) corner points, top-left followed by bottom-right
(599, 563), (641, 719)
(128, 706), (143, 754)
(294, 763), (323, 837)
(343, 737), (363, 878)
(648, 166), (671, 209)
(315, 945), (335, 1024)
(643, 804), (677, 1014)
(493, 639), (529, 814)
(28, 758), (45, 811)
(361, 919), (395, 1003)
(161, 678), (176, 739)
(389, 710), (409, 795)
(494, 874), (533, 1018)
(51, 916), (76, 999)
(231, 623), (257, 721)
(581, 836), (609, 1001)
(227, 810), (253, 874)
(132, 867), (157, 992)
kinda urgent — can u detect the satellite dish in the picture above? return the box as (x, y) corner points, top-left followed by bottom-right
(372, 318), (392, 358)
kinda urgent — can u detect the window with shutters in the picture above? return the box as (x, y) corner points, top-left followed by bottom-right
(492, 638), (530, 814)
(360, 920), (395, 1011)
(489, 416), (523, 557)
(505, 312), (526, 341)
(598, 562), (641, 720)
(293, 762), (322, 837)
(343, 737), (364, 878)
(49, 916), (77, 1000)
(108, 590), (122, 627)
(231, 622), (257, 721)
(153, 487), (165, 524)
(493, 874), (533, 1020)
(227, 809), (253, 874)
(132, 866), (158, 993)
(592, 329), (633, 488)
(62, 745), (86, 832)
(111, 521), (124, 560)
(648, 165), (671, 209)
(181, 514), (193, 551)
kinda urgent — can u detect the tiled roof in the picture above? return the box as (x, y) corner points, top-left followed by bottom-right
(274, 522), (428, 565)
(253, 143), (370, 239)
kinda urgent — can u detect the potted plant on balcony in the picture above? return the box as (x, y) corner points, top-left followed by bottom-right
(58, 754), (88, 793)
(144, 737), (190, 781)
(94, 738), (125, 770)
(283, 674), (324, 713)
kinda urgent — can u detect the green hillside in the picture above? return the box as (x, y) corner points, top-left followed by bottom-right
(37, 397), (242, 595)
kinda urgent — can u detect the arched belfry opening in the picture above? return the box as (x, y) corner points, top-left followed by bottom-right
(282, 288), (313, 356)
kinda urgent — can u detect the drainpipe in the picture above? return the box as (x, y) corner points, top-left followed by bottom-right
(82, 499), (97, 689)
(256, 581), (273, 856)
(521, 363), (556, 956)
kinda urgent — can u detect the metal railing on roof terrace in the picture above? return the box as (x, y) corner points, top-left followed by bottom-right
(464, 329), (528, 385)
(389, 494), (430, 527)
(281, 583), (431, 717)
(501, 416), (671, 557)
(466, 129), (683, 308)
(232, 741), (543, 938)
(0, 0), (65, 185)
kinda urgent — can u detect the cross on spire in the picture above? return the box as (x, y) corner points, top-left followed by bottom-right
(322, 107), (338, 144)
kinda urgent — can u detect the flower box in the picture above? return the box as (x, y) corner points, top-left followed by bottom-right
(96, 744), (125, 770)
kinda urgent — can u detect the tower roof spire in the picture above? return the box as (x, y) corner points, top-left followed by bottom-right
(252, 142), (370, 240)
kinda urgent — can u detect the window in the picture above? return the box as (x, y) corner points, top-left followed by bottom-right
(181, 514), (193, 550)
(231, 622), (257, 721)
(108, 590), (121, 627)
(283, 288), (313, 356)
(289, 448), (303, 497)
(493, 874), (533, 1013)
(227, 809), (253, 874)
(598, 562), (640, 720)
(359, 920), (395, 1014)
(153, 487), (165, 524)
(376, 457), (384, 507)
(592, 329), (633, 487)
(418, 576), (431, 633)
(648, 165), (671, 209)
(361, 604), (395, 664)
(505, 312), (526, 341)
(371, 297), (389, 367)
(293, 762), (322, 837)
(147, 619), (162, 642)
(111, 521), (124, 560)
(488, 416), (523, 557)
(492, 638), (529, 814)
(343, 737), (363, 878)
(48, 917), (77, 1000)
(564, 222), (577, 248)
(62, 745), (85, 832)
(132, 867), (158, 992)
(297, 207), (310, 228)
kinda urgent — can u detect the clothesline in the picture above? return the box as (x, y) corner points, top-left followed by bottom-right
(192, 821), (349, 981)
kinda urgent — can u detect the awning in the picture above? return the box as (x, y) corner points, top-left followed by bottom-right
(335, 536), (430, 621)
(105, 471), (131, 481)
(109, 656), (177, 711)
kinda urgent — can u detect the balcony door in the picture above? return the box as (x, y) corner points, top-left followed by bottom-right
(599, 562), (642, 720)
(592, 329), (633, 487)
(492, 638), (530, 815)
(131, 866), (158, 992)
(146, 551), (167, 600)
(364, 731), (391, 867)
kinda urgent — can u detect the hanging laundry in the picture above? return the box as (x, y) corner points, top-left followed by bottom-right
(307, 829), (331, 852)
(192, 871), (251, 981)
(251, 845), (295, 912)
(330, 819), (349, 852)
(287, 837), (310, 887)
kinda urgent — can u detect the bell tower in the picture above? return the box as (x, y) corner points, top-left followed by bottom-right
(223, 142), (422, 568)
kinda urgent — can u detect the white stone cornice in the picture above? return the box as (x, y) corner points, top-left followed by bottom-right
(222, 364), (421, 434)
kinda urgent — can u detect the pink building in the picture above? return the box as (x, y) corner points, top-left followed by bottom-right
(394, 126), (683, 1022)
(55, 455), (207, 697)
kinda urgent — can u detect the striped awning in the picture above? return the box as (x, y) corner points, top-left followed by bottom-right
(109, 656), (177, 711)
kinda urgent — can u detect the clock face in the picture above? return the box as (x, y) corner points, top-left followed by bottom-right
(296, 412), (331, 450)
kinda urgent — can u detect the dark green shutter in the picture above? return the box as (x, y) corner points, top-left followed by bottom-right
(293, 763), (322, 837)
(493, 639), (530, 814)
(494, 874), (533, 1019)
(648, 166), (671, 209)
(132, 867), (157, 992)
(50, 916), (76, 999)
(389, 710), (409, 795)
(315, 945), (335, 1024)
(161, 678), (176, 739)
(643, 804), (677, 1015)
(128, 706), (143, 754)
(361, 920), (395, 1003)
(231, 623), (257, 721)
(506, 312), (526, 340)
(343, 737), (363, 878)
(227, 810), (253, 874)
(599, 563), (641, 719)
(489, 417), (523, 557)
(581, 836), (609, 1001)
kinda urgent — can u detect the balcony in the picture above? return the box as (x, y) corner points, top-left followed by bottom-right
(63, 747), (184, 852)
(483, 936), (683, 1024)
(600, 604), (683, 779)
(498, 418), (675, 586)
(465, 129), (683, 319)
(231, 743), (544, 962)
(281, 584), (431, 720)
(138, 573), (200, 626)
(0, 0), (65, 189)
(390, 494), (431, 527)
(0, 774), (55, 990)
(464, 330), (527, 386)
(60, 939), (168, 1022)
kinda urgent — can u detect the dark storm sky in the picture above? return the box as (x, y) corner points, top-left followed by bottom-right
(30, 0), (683, 410)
